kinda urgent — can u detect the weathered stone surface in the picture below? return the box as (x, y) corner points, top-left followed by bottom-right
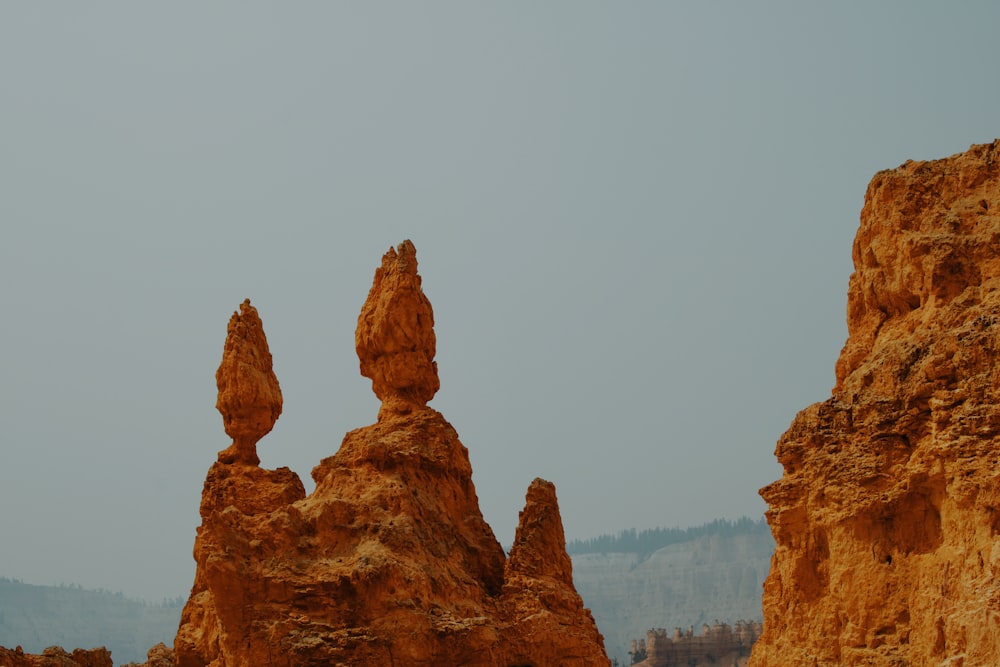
(0, 645), (113, 667)
(174, 242), (608, 666)
(631, 621), (761, 667)
(501, 479), (608, 666)
(751, 140), (1000, 666)
(215, 299), (282, 465)
(356, 239), (440, 420)
(122, 643), (174, 667)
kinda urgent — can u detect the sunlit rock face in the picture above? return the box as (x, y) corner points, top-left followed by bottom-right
(356, 238), (440, 420)
(751, 141), (1000, 667)
(502, 478), (608, 666)
(174, 241), (609, 667)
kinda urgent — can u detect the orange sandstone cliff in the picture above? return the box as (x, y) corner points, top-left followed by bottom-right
(174, 240), (608, 666)
(752, 140), (1000, 667)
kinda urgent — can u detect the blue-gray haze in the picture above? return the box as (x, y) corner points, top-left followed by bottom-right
(2, 3), (998, 601)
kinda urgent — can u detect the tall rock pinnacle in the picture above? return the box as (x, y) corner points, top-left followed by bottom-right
(215, 298), (282, 465)
(502, 478), (606, 665)
(506, 478), (575, 584)
(356, 240), (440, 419)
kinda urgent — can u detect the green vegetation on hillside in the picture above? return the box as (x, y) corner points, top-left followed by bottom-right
(566, 516), (769, 556)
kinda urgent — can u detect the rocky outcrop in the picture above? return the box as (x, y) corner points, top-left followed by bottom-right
(752, 140), (1000, 666)
(215, 299), (282, 465)
(356, 238), (440, 420)
(123, 643), (175, 667)
(175, 241), (608, 666)
(631, 621), (761, 667)
(0, 645), (113, 667)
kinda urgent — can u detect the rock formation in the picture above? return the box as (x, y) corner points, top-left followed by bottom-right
(752, 140), (1000, 666)
(502, 479), (607, 665)
(356, 238), (440, 420)
(570, 521), (772, 661)
(123, 643), (175, 667)
(215, 299), (282, 465)
(0, 645), (113, 667)
(630, 620), (761, 667)
(174, 241), (608, 666)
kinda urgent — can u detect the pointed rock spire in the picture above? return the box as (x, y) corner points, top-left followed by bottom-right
(356, 240), (440, 419)
(215, 299), (282, 464)
(506, 478), (574, 585)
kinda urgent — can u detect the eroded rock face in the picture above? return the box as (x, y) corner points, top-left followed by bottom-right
(215, 299), (282, 465)
(751, 140), (1000, 667)
(175, 241), (608, 666)
(123, 643), (175, 667)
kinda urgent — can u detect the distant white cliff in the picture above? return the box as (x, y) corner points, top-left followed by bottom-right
(570, 520), (774, 663)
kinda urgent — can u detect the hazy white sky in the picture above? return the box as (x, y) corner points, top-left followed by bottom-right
(2, 3), (998, 601)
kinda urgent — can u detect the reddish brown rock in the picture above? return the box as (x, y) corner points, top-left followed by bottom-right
(506, 478), (575, 583)
(122, 643), (174, 667)
(356, 239), (440, 420)
(215, 299), (282, 465)
(501, 479), (607, 665)
(751, 140), (1000, 666)
(631, 621), (761, 667)
(0, 645), (113, 667)
(174, 242), (608, 666)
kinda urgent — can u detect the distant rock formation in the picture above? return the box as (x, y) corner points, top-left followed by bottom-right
(752, 140), (1000, 666)
(0, 645), (112, 667)
(630, 620), (761, 667)
(0, 579), (181, 665)
(122, 643), (174, 667)
(174, 241), (608, 666)
(570, 521), (772, 663)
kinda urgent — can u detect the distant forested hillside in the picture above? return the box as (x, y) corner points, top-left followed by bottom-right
(0, 578), (182, 665)
(569, 517), (774, 664)
(566, 515), (769, 556)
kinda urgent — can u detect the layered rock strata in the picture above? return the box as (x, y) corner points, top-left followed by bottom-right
(632, 621), (761, 667)
(752, 140), (1000, 666)
(174, 242), (607, 666)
